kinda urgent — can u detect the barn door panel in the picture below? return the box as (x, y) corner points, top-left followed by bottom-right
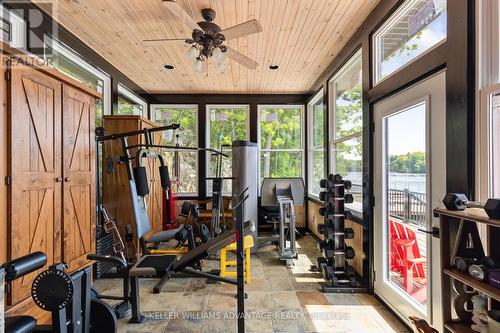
(62, 85), (96, 270)
(10, 66), (62, 304)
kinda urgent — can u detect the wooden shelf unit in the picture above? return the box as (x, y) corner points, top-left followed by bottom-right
(434, 208), (500, 333)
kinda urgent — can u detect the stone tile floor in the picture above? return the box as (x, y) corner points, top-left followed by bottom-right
(94, 234), (410, 333)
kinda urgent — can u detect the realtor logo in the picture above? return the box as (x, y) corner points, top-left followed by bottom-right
(1, 0), (58, 58)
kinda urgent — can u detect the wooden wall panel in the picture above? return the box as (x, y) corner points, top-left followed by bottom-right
(9, 65), (62, 304)
(62, 85), (96, 271)
(307, 199), (363, 277)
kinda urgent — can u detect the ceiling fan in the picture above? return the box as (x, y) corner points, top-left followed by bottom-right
(143, 0), (263, 73)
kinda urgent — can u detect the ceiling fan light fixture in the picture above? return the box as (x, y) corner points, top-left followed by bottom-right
(193, 58), (203, 73)
(163, 64), (175, 70)
(214, 60), (226, 73)
(187, 45), (199, 61)
(212, 47), (225, 65)
(269, 64), (280, 70)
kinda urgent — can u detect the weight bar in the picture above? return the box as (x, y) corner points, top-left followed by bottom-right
(443, 193), (500, 219)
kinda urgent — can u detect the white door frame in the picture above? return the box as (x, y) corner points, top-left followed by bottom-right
(373, 71), (446, 330)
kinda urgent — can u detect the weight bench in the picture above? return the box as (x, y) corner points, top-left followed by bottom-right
(127, 220), (254, 323)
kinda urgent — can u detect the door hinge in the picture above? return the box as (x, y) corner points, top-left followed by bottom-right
(373, 270), (376, 281)
(371, 121), (375, 133)
(4, 70), (10, 81)
(5, 176), (11, 185)
(5, 281), (11, 293)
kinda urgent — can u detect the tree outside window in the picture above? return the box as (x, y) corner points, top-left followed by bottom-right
(259, 105), (304, 184)
(308, 91), (326, 197)
(330, 51), (363, 212)
(206, 105), (249, 195)
(152, 105), (198, 195)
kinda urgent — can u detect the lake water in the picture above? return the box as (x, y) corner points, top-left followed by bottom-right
(345, 172), (426, 194)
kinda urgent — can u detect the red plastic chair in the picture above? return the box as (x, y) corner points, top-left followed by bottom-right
(390, 219), (427, 297)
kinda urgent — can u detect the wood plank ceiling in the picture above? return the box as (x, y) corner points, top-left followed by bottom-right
(43, 0), (379, 94)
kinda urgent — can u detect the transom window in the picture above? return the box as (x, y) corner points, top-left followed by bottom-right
(43, 35), (111, 124)
(152, 104), (199, 195)
(116, 83), (148, 117)
(0, 6), (26, 49)
(329, 50), (363, 213)
(307, 91), (326, 198)
(373, 0), (447, 83)
(258, 105), (305, 184)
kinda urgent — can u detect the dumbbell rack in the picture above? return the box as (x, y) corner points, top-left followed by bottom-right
(434, 208), (500, 333)
(316, 174), (364, 293)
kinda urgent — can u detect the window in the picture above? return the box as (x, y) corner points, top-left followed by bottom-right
(152, 105), (198, 195)
(373, 0), (447, 83)
(329, 51), (362, 213)
(307, 91), (326, 198)
(206, 105), (249, 195)
(43, 35), (111, 123)
(258, 105), (305, 183)
(116, 83), (148, 116)
(0, 6), (26, 49)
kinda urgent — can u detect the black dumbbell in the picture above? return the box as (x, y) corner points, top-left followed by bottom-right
(443, 193), (500, 219)
(345, 194), (354, 204)
(317, 223), (326, 235)
(345, 246), (355, 259)
(344, 228), (354, 239)
(453, 256), (478, 273)
(468, 257), (498, 281)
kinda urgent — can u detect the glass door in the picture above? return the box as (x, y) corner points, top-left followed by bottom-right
(374, 72), (446, 329)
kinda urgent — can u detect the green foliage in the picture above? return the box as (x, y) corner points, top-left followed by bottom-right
(389, 151), (426, 174)
(117, 96), (142, 115)
(209, 107), (248, 148)
(333, 81), (363, 178)
(156, 107), (198, 194)
(260, 107), (303, 180)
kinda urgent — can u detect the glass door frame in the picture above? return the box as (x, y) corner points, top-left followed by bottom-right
(373, 72), (446, 330)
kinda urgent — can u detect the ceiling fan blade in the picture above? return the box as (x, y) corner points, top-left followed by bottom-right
(143, 38), (189, 46)
(221, 19), (263, 40)
(225, 47), (258, 70)
(162, 0), (201, 31)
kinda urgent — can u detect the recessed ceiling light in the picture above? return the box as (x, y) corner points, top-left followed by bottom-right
(269, 64), (279, 70)
(163, 64), (175, 70)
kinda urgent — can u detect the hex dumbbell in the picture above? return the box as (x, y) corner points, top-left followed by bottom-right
(345, 246), (355, 260)
(443, 193), (500, 219)
(344, 228), (354, 239)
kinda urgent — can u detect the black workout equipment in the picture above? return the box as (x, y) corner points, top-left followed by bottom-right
(443, 193), (500, 219)
(2, 253), (117, 333)
(31, 263), (117, 333)
(314, 174), (364, 293)
(1, 252), (47, 333)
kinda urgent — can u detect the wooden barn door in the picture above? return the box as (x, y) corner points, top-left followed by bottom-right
(10, 65), (62, 304)
(62, 85), (96, 270)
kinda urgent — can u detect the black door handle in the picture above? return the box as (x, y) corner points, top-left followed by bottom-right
(417, 227), (439, 238)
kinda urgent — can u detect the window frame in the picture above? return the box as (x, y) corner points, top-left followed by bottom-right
(117, 83), (148, 117)
(43, 35), (111, 115)
(205, 104), (250, 196)
(307, 90), (325, 198)
(476, 0), (500, 201)
(0, 6), (26, 49)
(372, 0), (447, 85)
(257, 104), (306, 185)
(150, 104), (199, 196)
(329, 49), (363, 214)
